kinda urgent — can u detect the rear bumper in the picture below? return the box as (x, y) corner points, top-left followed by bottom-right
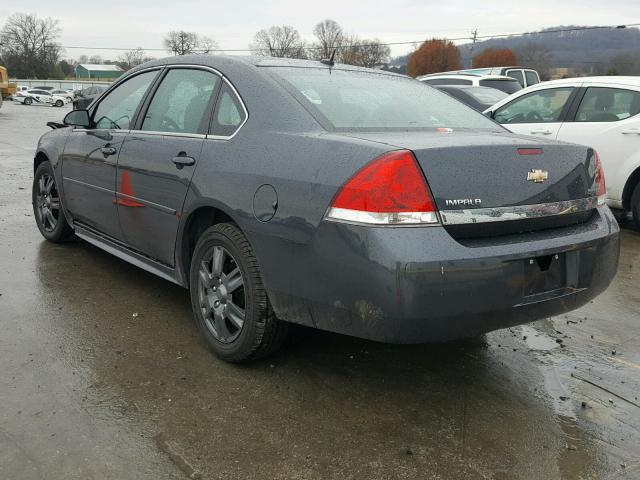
(262, 206), (620, 343)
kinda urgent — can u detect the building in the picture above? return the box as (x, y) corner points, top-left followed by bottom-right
(75, 64), (123, 80)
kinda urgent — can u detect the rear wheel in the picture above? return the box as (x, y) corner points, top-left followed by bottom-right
(32, 162), (74, 242)
(189, 223), (288, 363)
(55, 99), (64, 107)
(631, 182), (640, 230)
(24, 97), (32, 105)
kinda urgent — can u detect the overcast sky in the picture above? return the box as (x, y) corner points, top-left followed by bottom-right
(2, 0), (640, 60)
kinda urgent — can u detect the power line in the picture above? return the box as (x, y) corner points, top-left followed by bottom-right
(56, 23), (640, 54)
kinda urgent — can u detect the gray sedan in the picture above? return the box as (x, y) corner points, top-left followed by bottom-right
(32, 56), (619, 362)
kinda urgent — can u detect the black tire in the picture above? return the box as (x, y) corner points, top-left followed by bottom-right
(631, 182), (640, 230)
(32, 161), (74, 242)
(189, 223), (288, 363)
(24, 97), (32, 105)
(55, 99), (64, 107)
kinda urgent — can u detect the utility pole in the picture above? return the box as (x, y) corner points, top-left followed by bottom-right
(469, 29), (479, 67)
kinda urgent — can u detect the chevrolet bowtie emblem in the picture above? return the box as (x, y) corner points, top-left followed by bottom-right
(527, 169), (549, 183)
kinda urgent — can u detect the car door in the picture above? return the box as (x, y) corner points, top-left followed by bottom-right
(115, 67), (221, 266)
(556, 86), (640, 204)
(492, 86), (578, 139)
(60, 70), (160, 239)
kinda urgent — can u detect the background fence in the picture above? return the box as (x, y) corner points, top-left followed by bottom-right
(10, 79), (112, 90)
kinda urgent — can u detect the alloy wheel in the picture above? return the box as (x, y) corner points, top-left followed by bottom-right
(36, 173), (60, 232)
(198, 245), (246, 343)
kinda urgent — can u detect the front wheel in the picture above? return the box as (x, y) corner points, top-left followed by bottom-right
(32, 162), (74, 242)
(189, 223), (288, 363)
(631, 182), (640, 230)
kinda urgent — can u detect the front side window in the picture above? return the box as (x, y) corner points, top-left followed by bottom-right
(93, 70), (157, 129)
(210, 84), (247, 136)
(494, 87), (574, 124)
(271, 68), (499, 131)
(575, 87), (640, 122)
(142, 68), (220, 134)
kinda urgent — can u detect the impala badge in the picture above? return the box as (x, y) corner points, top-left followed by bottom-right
(527, 169), (549, 183)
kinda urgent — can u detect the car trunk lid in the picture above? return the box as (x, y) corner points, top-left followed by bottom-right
(339, 130), (598, 238)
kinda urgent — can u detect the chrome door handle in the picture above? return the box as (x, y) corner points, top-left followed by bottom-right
(172, 155), (195, 169)
(101, 146), (117, 156)
(621, 129), (640, 135)
(530, 129), (552, 135)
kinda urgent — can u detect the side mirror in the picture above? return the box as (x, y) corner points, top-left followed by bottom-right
(64, 109), (90, 128)
(483, 110), (494, 119)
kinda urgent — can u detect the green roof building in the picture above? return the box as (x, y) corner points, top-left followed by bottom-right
(75, 64), (123, 79)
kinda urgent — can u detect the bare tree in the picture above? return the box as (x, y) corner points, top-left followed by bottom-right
(251, 25), (306, 58)
(77, 54), (89, 64)
(0, 13), (61, 78)
(312, 19), (343, 60)
(164, 31), (197, 55)
(118, 47), (155, 71)
(88, 54), (103, 64)
(353, 39), (391, 68)
(514, 42), (553, 80)
(198, 36), (219, 54)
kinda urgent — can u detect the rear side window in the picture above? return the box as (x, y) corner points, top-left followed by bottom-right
(525, 71), (540, 86)
(142, 68), (220, 134)
(479, 79), (522, 94)
(271, 68), (499, 131)
(422, 78), (473, 86)
(494, 87), (574, 124)
(210, 84), (247, 137)
(575, 87), (640, 122)
(507, 70), (525, 86)
(93, 70), (157, 129)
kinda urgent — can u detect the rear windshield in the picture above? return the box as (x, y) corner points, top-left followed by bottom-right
(479, 79), (522, 94)
(269, 67), (501, 132)
(464, 87), (508, 106)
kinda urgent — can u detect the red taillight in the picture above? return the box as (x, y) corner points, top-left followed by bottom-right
(594, 150), (606, 205)
(326, 150), (439, 225)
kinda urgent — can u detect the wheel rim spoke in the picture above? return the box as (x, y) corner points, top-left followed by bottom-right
(38, 176), (46, 195)
(44, 176), (54, 194)
(225, 267), (243, 293)
(199, 260), (213, 288)
(226, 302), (245, 329)
(211, 246), (224, 275)
(44, 208), (56, 229)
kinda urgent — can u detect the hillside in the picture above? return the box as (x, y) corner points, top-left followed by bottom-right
(391, 26), (640, 76)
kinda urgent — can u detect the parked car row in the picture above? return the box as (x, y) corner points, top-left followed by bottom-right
(13, 89), (68, 107)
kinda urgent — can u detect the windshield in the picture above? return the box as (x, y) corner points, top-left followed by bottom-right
(269, 67), (501, 132)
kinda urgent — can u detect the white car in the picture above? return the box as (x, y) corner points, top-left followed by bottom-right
(418, 73), (523, 95)
(485, 76), (640, 226)
(50, 89), (74, 102)
(13, 89), (67, 107)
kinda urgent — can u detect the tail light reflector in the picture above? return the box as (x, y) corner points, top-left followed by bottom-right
(325, 150), (439, 225)
(594, 151), (606, 205)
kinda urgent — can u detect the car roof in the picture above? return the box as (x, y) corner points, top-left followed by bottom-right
(417, 73), (519, 81)
(530, 76), (640, 87)
(129, 55), (406, 80)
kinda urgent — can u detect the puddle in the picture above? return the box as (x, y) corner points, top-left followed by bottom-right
(520, 325), (560, 351)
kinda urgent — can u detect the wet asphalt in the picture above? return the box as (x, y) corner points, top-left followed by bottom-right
(0, 101), (639, 480)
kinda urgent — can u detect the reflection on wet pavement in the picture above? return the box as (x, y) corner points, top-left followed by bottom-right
(1, 102), (639, 479)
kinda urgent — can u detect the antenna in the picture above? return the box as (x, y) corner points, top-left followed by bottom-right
(320, 49), (336, 67)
